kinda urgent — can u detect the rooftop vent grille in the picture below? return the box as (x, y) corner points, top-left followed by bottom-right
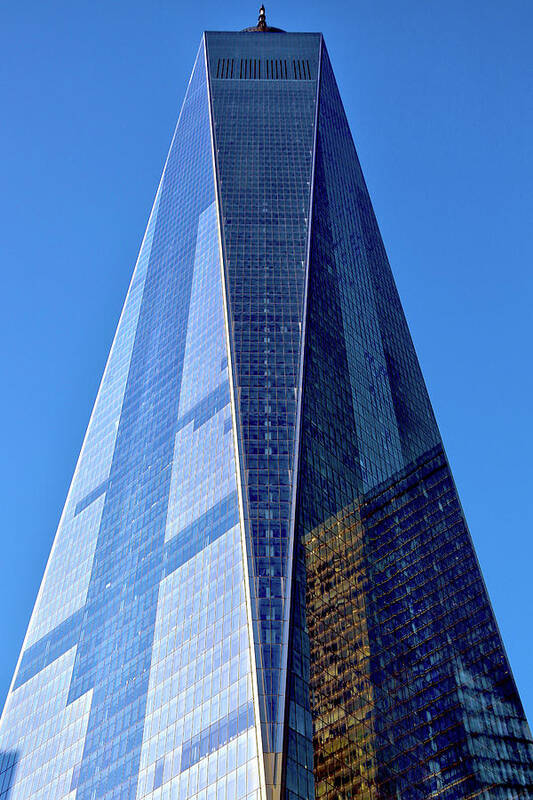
(215, 58), (312, 80)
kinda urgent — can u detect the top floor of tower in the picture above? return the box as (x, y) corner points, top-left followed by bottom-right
(205, 5), (322, 81)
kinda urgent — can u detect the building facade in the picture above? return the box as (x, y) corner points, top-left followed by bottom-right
(1, 14), (532, 800)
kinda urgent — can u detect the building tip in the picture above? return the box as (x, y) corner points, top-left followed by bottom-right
(257, 4), (267, 31)
(241, 4), (285, 33)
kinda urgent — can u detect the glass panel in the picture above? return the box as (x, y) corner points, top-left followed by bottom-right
(289, 44), (533, 800)
(0, 41), (261, 800)
(207, 31), (321, 755)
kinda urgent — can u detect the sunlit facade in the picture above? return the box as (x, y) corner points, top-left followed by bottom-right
(1, 16), (532, 800)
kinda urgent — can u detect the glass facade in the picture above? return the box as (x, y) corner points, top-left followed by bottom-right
(206, 32), (320, 767)
(1, 25), (532, 800)
(287, 44), (533, 800)
(0, 40), (261, 800)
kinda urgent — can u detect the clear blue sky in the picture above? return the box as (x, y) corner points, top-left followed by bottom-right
(1, 0), (532, 723)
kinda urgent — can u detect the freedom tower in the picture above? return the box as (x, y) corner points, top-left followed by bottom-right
(1, 8), (532, 799)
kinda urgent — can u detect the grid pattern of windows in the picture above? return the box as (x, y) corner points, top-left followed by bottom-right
(206, 32), (320, 757)
(0, 26), (531, 800)
(303, 448), (533, 798)
(287, 43), (533, 799)
(0, 41), (262, 800)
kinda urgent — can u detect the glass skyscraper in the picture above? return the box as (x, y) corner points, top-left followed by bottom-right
(1, 10), (532, 800)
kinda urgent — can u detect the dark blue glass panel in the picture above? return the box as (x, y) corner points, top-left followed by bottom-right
(0, 750), (17, 800)
(13, 609), (84, 690)
(290, 43), (533, 800)
(180, 700), (254, 773)
(175, 381), (230, 431)
(162, 491), (239, 577)
(74, 479), (110, 516)
(207, 30), (321, 755)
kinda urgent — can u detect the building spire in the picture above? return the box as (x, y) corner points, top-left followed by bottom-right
(241, 4), (285, 32)
(257, 4), (267, 31)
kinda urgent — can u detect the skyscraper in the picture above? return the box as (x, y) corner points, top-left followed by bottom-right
(1, 7), (532, 799)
